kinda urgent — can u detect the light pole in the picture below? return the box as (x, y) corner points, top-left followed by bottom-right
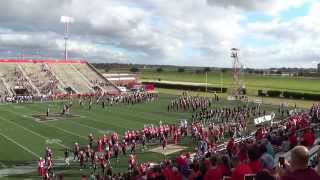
(205, 71), (208, 93)
(220, 70), (223, 93)
(60, 16), (74, 61)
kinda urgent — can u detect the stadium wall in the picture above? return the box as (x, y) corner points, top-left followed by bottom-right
(0, 59), (87, 64)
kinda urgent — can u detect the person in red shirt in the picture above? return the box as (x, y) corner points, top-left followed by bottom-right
(79, 150), (85, 170)
(37, 157), (45, 176)
(170, 167), (182, 180)
(97, 139), (103, 153)
(173, 132), (178, 144)
(162, 137), (167, 151)
(302, 129), (315, 147)
(227, 138), (235, 158)
(128, 154), (136, 170)
(289, 132), (298, 149)
(204, 155), (223, 180)
(188, 160), (202, 180)
(231, 157), (253, 180)
(121, 140), (127, 155)
(162, 161), (172, 179)
(255, 127), (263, 141)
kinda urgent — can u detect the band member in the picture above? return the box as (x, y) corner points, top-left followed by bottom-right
(46, 156), (53, 177)
(42, 167), (49, 180)
(97, 139), (103, 153)
(130, 140), (136, 154)
(114, 143), (120, 162)
(64, 148), (70, 167)
(121, 140), (127, 155)
(92, 155), (98, 173)
(74, 142), (80, 160)
(46, 108), (49, 117)
(79, 150), (85, 170)
(128, 154), (136, 170)
(89, 99), (92, 111)
(162, 137), (167, 151)
(88, 133), (94, 148)
(105, 147), (111, 164)
(85, 145), (91, 162)
(141, 133), (146, 151)
(38, 157), (45, 176)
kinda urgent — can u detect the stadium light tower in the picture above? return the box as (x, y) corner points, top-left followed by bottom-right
(60, 16), (74, 61)
(230, 48), (241, 95)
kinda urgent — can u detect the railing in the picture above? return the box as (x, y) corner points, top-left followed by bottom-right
(86, 63), (120, 94)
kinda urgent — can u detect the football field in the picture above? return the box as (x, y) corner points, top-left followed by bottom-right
(0, 93), (286, 179)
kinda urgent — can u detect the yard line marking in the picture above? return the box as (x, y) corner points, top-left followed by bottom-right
(0, 115), (68, 149)
(13, 102), (126, 131)
(2, 108), (87, 140)
(67, 119), (105, 132)
(45, 124), (87, 140)
(3, 106), (89, 140)
(0, 161), (7, 168)
(0, 132), (39, 158)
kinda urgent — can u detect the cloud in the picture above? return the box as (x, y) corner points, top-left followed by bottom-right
(239, 1), (320, 68)
(206, 0), (306, 15)
(0, 0), (318, 68)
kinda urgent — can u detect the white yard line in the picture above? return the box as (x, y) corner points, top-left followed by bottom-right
(0, 161), (7, 168)
(0, 132), (39, 158)
(6, 106), (88, 140)
(45, 124), (87, 140)
(67, 119), (105, 132)
(0, 115), (68, 149)
(8, 107), (87, 140)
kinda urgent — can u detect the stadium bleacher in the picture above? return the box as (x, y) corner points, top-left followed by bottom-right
(0, 63), (37, 95)
(0, 59), (120, 97)
(21, 63), (65, 95)
(73, 63), (119, 94)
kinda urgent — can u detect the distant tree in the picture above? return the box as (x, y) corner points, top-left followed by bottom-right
(203, 67), (211, 73)
(130, 67), (139, 73)
(247, 68), (254, 74)
(104, 68), (109, 72)
(221, 68), (228, 73)
(156, 67), (163, 72)
(254, 70), (261, 74)
(195, 69), (202, 74)
(177, 68), (185, 73)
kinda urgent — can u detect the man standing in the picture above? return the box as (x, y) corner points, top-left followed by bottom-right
(89, 99), (92, 111)
(46, 107), (50, 117)
(278, 146), (320, 180)
(73, 142), (80, 160)
(64, 148), (70, 167)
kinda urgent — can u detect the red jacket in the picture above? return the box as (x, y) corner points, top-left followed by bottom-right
(204, 166), (223, 180)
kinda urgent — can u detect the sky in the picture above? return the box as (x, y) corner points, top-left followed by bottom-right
(0, 0), (319, 68)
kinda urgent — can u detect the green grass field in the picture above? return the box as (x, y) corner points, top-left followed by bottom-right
(0, 93), (289, 179)
(138, 69), (320, 95)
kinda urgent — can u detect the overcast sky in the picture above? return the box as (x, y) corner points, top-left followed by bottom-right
(0, 0), (319, 68)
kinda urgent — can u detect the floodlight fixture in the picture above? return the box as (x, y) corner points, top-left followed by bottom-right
(60, 16), (74, 61)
